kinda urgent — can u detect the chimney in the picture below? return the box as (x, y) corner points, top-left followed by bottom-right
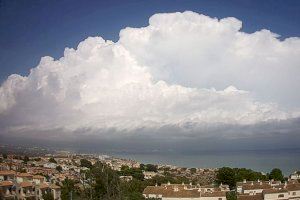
(243, 179), (246, 183)
(251, 181), (253, 185)
(167, 181), (170, 185)
(257, 179), (260, 183)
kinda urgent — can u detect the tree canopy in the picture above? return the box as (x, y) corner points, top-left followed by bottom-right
(49, 157), (57, 163)
(80, 159), (93, 169)
(269, 168), (284, 182)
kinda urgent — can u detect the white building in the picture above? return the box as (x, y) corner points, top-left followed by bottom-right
(290, 172), (300, 180)
(237, 180), (300, 200)
(143, 171), (158, 179)
(44, 162), (57, 169)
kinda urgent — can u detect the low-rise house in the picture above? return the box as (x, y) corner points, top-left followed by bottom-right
(0, 180), (16, 199)
(143, 171), (158, 179)
(0, 170), (16, 181)
(143, 183), (226, 200)
(36, 183), (51, 199)
(33, 175), (46, 185)
(286, 183), (300, 199)
(120, 175), (133, 182)
(51, 184), (61, 200)
(290, 172), (300, 180)
(17, 181), (36, 199)
(16, 173), (33, 183)
(262, 188), (289, 200)
(44, 163), (57, 169)
(238, 194), (263, 200)
(237, 179), (300, 200)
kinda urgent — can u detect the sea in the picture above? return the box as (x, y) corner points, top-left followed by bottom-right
(111, 149), (300, 176)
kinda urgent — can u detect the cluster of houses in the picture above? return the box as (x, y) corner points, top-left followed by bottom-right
(0, 170), (61, 200)
(237, 179), (300, 200)
(143, 182), (229, 200)
(101, 156), (141, 171)
(1, 152), (300, 200)
(142, 179), (300, 200)
(0, 152), (142, 199)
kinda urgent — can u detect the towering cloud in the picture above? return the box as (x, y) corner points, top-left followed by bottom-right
(0, 11), (299, 141)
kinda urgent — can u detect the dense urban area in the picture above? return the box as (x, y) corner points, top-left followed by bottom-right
(0, 145), (299, 200)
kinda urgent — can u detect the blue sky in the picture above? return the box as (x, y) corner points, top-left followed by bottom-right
(0, 0), (300, 82)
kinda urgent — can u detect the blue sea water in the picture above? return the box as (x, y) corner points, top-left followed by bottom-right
(112, 149), (300, 176)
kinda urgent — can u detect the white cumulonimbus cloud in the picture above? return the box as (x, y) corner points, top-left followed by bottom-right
(0, 11), (299, 135)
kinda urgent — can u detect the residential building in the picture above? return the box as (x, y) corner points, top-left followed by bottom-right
(143, 183), (227, 200)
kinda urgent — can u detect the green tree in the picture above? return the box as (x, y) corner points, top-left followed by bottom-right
(34, 157), (41, 161)
(190, 168), (197, 174)
(234, 168), (267, 182)
(82, 162), (122, 199)
(42, 191), (54, 200)
(49, 157), (57, 163)
(216, 167), (236, 189)
(226, 191), (237, 200)
(61, 178), (76, 200)
(140, 164), (145, 170)
(269, 168), (284, 182)
(80, 159), (93, 168)
(145, 164), (157, 172)
(120, 179), (146, 200)
(56, 165), (63, 172)
(119, 167), (144, 181)
(23, 156), (30, 163)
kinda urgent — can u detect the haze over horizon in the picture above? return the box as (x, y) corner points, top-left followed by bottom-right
(0, 0), (300, 154)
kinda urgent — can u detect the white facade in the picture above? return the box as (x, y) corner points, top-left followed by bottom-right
(291, 173), (300, 180)
(44, 163), (57, 169)
(263, 192), (289, 200)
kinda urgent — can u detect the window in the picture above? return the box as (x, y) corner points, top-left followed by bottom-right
(218, 198), (222, 200)
(293, 192), (296, 195)
(278, 194), (284, 198)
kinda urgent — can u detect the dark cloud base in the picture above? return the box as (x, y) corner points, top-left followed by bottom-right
(1, 118), (300, 154)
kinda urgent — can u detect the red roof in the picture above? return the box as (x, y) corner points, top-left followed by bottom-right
(0, 181), (14, 187)
(0, 170), (16, 176)
(19, 181), (33, 188)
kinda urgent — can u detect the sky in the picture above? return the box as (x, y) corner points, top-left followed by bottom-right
(0, 0), (300, 153)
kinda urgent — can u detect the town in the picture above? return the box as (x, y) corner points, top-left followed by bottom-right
(0, 146), (299, 200)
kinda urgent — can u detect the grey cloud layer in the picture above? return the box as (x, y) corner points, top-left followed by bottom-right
(0, 11), (299, 140)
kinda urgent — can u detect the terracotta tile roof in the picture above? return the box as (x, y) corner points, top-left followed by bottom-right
(0, 170), (16, 176)
(33, 175), (45, 179)
(243, 183), (272, 190)
(263, 188), (288, 194)
(143, 185), (226, 198)
(17, 173), (33, 178)
(238, 194), (263, 200)
(39, 183), (49, 189)
(164, 189), (200, 198)
(0, 181), (14, 187)
(19, 181), (33, 188)
(50, 184), (61, 189)
(286, 183), (300, 191)
(201, 191), (226, 197)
